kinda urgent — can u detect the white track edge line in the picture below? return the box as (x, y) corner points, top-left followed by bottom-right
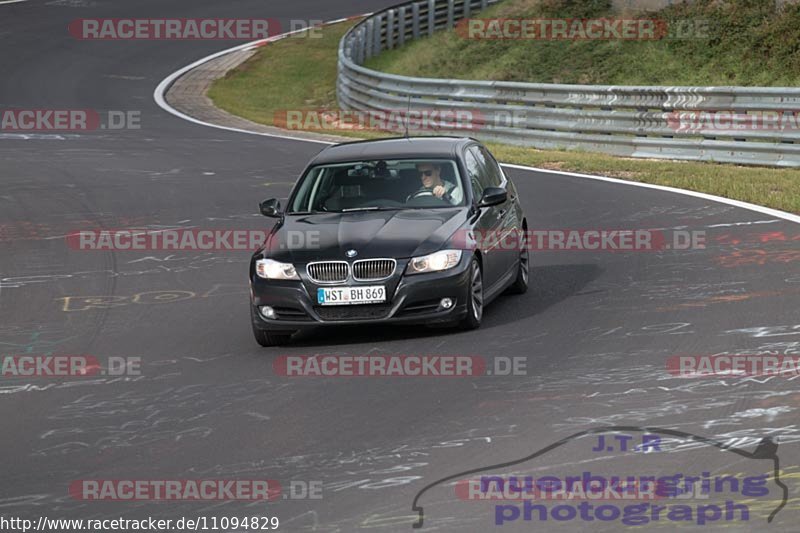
(502, 163), (800, 224)
(153, 16), (799, 225)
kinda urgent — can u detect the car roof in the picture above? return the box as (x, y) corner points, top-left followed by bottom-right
(308, 136), (476, 165)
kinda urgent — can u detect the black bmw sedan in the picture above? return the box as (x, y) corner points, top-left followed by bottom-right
(249, 136), (528, 346)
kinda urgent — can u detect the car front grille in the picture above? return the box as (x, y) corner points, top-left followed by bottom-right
(307, 261), (349, 283)
(352, 259), (396, 281)
(314, 304), (392, 321)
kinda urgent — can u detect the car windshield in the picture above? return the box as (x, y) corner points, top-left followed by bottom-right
(287, 159), (465, 213)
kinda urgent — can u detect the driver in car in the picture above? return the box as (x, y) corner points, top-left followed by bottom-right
(410, 163), (463, 205)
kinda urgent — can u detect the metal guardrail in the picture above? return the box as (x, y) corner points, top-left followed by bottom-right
(337, 0), (800, 166)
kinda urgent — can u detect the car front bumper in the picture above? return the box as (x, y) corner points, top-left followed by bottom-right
(250, 256), (471, 333)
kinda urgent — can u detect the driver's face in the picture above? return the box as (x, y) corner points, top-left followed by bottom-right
(417, 165), (441, 188)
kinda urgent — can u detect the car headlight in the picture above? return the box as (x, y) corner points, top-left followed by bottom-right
(406, 250), (462, 274)
(256, 258), (300, 280)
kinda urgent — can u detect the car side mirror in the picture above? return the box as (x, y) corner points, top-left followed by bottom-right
(259, 198), (282, 218)
(478, 187), (507, 207)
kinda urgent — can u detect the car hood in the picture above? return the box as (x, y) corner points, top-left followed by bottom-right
(264, 209), (467, 263)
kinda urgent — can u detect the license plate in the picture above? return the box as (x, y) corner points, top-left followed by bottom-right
(317, 286), (386, 305)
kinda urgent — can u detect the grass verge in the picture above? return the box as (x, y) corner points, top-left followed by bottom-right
(208, 20), (800, 215)
(207, 24), (351, 127)
(366, 0), (800, 86)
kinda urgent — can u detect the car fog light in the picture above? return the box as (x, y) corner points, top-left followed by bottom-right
(440, 298), (454, 309)
(260, 306), (276, 319)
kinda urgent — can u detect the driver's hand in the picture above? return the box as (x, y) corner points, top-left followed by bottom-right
(432, 185), (446, 198)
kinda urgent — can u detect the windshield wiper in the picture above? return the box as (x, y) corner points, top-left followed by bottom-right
(340, 206), (399, 212)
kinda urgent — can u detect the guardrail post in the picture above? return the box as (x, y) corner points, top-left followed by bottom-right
(364, 18), (374, 60)
(373, 14), (383, 55)
(412, 2), (420, 38)
(398, 6), (407, 46)
(464, 0), (471, 18)
(427, 0), (436, 36)
(481, 0), (487, 9)
(345, 35), (354, 64)
(386, 9), (395, 49)
(447, 0), (455, 29)
(357, 28), (366, 64)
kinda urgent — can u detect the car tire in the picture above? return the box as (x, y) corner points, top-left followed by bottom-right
(253, 327), (291, 347)
(251, 306), (292, 347)
(460, 257), (483, 330)
(507, 229), (529, 295)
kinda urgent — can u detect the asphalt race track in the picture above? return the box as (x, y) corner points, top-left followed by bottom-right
(1, 1), (799, 532)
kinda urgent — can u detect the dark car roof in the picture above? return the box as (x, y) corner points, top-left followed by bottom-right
(308, 136), (475, 165)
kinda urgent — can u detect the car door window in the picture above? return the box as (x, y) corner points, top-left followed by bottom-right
(477, 146), (504, 187)
(469, 146), (503, 189)
(464, 148), (485, 202)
